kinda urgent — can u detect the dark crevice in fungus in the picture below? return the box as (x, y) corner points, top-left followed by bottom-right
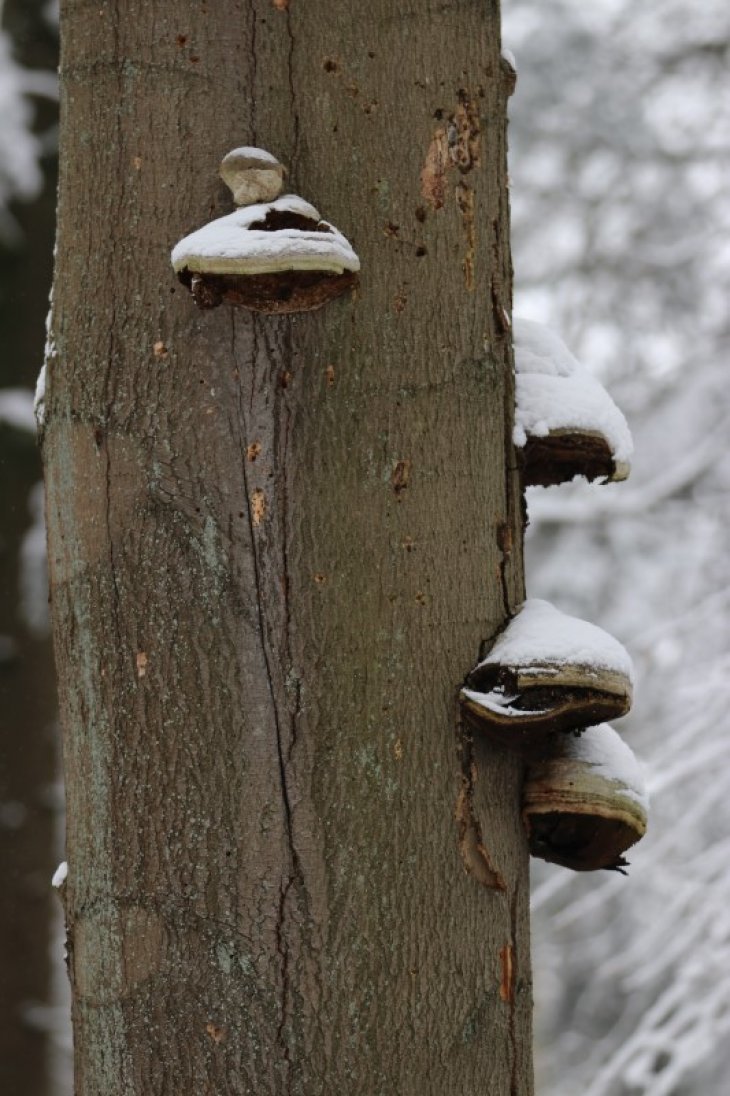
(246, 209), (332, 234)
(460, 599), (634, 753)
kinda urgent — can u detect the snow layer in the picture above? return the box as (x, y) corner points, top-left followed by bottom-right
(562, 723), (649, 809)
(461, 687), (547, 719)
(501, 47), (517, 70)
(476, 598), (635, 683)
(51, 861), (68, 888)
(513, 317), (633, 466)
(171, 195), (360, 276)
(34, 364), (46, 428)
(37, 280), (55, 429)
(0, 387), (36, 432)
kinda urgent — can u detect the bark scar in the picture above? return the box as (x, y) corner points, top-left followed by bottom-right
(455, 722), (506, 891)
(420, 127), (449, 210)
(420, 90), (481, 212)
(391, 458), (411, 497)
(456, 182), (476, 291)
(499, 943), (514, 1003)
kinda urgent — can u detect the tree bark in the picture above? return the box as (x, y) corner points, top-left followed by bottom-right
(44, 1), (532, 1092)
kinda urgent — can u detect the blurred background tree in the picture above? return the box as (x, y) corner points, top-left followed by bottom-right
(504, 2), (730, 1094)
(1, 0), (728, 1093)
(0, 1), (68, 1094)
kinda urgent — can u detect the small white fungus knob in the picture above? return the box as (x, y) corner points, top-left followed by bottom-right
(220, 146), (284, 206)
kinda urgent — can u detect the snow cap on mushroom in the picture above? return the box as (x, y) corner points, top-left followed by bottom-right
(171, 195), (359, 278)
(460, 598), (634, 748)
(171, 193), (360, 314)
(522, 723), (648, 872)
(513, 317), (633, 486)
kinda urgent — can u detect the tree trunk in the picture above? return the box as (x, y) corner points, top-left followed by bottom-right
(43, 1), (532, 1092)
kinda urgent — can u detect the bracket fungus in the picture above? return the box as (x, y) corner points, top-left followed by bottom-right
(522, 723), (648, 872)
(219, 146), (285, 206)
(460, 599), (634, 750)
(512, 317), (633, 487)
(171, 148), (360, 314)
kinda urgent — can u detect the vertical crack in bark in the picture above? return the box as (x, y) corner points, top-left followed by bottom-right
(280, 325), (301, 766)
(103, 291), (122, 659)
(103, 436), (123, 655)
(496, 520), (513, 620)
(250, 314), (258, 414)
(250, 7), (258, 144)
(274, 876), (295, 1090)
(508, 886), (519, 1095)
(103, 1), (125, 701)
(232, 313), (300, 1090)
(285, 9), (300, 178)
(498, 80), (526, 618)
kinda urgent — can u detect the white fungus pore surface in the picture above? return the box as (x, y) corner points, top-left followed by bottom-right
(476, 598), (635, 683)
(563, 723), (649, 809)
(512, 316), (633, 468)
(34, 365), (46, 427)
(171, 195), (360, 277)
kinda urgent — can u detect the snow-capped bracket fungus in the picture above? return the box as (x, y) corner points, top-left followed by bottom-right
(171, 148), (360, 314)
(512, 317), (633, 487)
(460, 599), (634, 751)
(522, 723), (648, 873)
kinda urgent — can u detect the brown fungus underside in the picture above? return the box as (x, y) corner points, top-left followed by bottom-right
(519, 430), (620, 487)
(182, 267), (359, 313)
(523, 811), (640, 873)
(177, 208), (359, 314)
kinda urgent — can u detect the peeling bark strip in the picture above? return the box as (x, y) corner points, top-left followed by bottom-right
(455, 782), (507, 891)
(46, 1), (531, 1092)
(455, 728), (507, 892)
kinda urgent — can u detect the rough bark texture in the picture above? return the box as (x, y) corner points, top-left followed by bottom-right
(44, 2), (532, 1092)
